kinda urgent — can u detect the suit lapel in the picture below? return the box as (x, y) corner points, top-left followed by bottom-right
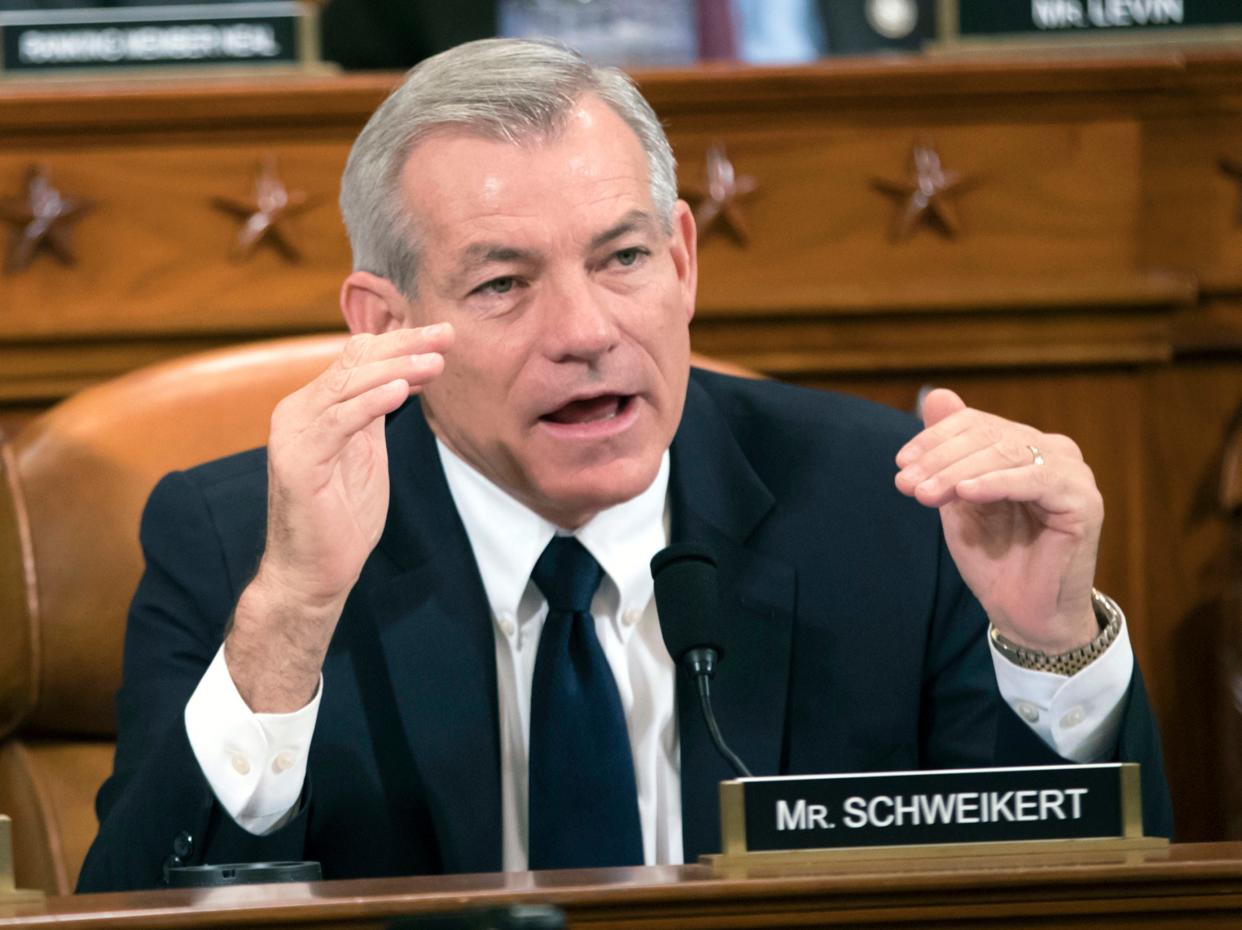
(670, 376), (797, 862)
(363, 401), (503, 873)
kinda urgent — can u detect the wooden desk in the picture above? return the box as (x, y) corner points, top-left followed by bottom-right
(4, 843), (1242, 929)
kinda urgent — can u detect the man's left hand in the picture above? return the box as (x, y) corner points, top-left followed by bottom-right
(894, 388), (1102, 654)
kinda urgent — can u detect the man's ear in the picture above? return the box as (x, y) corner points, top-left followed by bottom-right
(669, 200), (698, 323)
(340, 271), (411, 334)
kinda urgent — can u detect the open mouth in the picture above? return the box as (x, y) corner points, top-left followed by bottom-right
(540, 393), (633, 426)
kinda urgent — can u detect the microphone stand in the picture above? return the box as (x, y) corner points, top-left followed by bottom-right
(683, 646), (752, 779)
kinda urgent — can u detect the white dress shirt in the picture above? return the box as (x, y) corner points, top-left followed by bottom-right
(185, 440), (1134, 865)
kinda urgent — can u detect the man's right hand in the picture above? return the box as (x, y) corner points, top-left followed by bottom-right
(225, 324), (454, 713)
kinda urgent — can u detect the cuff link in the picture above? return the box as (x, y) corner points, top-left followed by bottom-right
(162, 831), (195, 884)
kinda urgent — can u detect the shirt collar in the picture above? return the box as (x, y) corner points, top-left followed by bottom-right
(436, 440), (670, 639)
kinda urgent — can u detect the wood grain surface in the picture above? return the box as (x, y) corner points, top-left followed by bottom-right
(5, 843), (1242, 929)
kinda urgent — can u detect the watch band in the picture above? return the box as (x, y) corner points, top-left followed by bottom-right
(989, 589), (1123, 676)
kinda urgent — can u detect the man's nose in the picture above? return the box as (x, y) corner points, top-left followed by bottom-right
(542, 272), (619, 362)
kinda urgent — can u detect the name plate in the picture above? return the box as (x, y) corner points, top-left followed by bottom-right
(0, 2), (319, 77)
(714, 763), (1153, 864)
(937, 0), (1242, 48)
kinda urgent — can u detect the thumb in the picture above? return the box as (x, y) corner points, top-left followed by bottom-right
(921, 387), (967, 428)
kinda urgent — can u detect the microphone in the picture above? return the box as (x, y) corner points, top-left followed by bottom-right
(650, 544), (752, 778)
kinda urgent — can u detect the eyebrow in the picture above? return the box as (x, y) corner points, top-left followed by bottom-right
(448, 243), (540, 292)
(588, 209), (660, 251)
(457, 243), (540, 271)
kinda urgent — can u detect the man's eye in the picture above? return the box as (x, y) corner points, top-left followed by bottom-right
(613, 247), (647, 267)
(475, 276), (516, 296)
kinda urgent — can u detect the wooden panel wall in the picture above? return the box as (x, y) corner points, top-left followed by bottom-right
(1, 55), (1240, 840)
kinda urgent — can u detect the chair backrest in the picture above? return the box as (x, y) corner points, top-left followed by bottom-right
(0, 332), (349, 893)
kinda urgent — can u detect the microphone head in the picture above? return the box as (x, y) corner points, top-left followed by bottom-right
(650, 543), (721, 663)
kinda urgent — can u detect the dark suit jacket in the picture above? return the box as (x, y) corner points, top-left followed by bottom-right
(77, 371), (1173, 892)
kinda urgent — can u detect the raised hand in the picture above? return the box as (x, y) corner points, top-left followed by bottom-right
(894, 388), (1102, 655)
(225, 324), (453, 711)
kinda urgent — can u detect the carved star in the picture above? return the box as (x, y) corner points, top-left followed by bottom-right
(0, 166), (94, 274)
(872, 140), (978, 241)
(680, 143), (758, 245)
(1220, 157), (1242, 225)
(212, 156), (312, 261)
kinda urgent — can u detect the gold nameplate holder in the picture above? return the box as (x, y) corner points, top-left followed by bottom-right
(0, 816), (43, 905)
(703, 763), (1167, 871)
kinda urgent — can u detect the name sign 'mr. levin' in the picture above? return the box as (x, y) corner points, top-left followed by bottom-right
(714, 763), (1152, 863)
(936, 0), (1242, 49)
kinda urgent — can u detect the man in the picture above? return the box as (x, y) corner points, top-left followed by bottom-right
(78, 38), (1171, 893)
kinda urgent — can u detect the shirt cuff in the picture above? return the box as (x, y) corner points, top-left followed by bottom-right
(184, 646), (321, 835)
(989, 616), (1134, 762)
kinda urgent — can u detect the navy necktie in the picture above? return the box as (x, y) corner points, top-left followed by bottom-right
(527, 536), (644, 869)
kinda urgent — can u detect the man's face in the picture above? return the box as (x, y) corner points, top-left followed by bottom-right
(384, 95), (697, 528)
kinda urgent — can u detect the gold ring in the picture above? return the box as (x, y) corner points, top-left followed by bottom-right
(1027, 444), (1045, 466)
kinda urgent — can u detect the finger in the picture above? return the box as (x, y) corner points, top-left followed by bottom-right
(309, 351), (447, 414)
(339, 324), (455, 370)
(953, 460), (1102, 519)
(897, 404), (1048, 471)
(896, 405), (978, 468)
(897, 438), (1030, 503)
(894, 424), (1048, 489)
(913, 448), (1045, 508)
(304, 379), (413, 466)
(920, 388), (966, 429)
(270, 327), (451, 472)
(269, 377), (410, 478)
(314, 348), (447, 440)
(1034, 432), (1085, 463)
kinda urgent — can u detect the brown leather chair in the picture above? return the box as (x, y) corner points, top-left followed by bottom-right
(0, 333), (349, 894)
(0, 333), (755, 893)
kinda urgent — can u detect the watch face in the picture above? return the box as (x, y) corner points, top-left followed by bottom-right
(866, 0), (918, 39)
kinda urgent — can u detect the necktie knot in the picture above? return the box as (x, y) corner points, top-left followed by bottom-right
(531, 536), (602, 615)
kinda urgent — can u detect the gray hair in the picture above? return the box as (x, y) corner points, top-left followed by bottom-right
(339, 37), (678, 298)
